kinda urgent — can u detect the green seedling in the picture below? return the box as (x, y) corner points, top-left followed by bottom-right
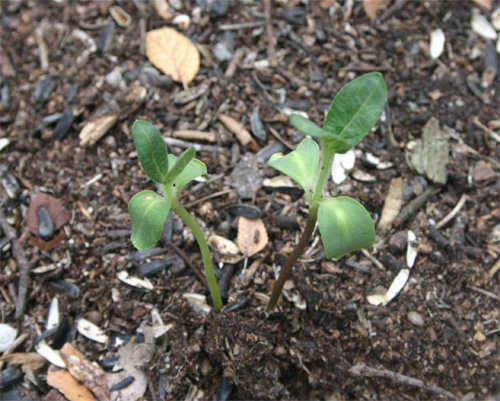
(266, 72), (387, 312)
(128, 120), (223, 313)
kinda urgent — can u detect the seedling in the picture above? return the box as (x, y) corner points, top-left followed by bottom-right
(266, 72), (387, 312)
(128, 120), (222, 313)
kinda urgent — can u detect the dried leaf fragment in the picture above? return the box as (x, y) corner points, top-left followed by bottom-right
(237, 217), (268, 257)
(363, 0), (391, 18)
(146, 27), (200, 85)
(46, 366), (96, 401)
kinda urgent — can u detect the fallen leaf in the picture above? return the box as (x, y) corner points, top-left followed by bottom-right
(237, 217), (268, 257)
(378, 177), (403, 230)
(46, 365), (95, 401)
(363, 0), (391, 18)
(26, 193), (70, 236)
(60, 343), (109, 401)
(146, 27), (200, 86)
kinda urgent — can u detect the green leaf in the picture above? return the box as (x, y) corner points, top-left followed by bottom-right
(167, 154), (207, 190)
(165, 147), (195, 185)
(268, 138), (320, 197)
(318, 196), (375, 259)
(290, 114), (348, 152)
(323, 72), (387, 153)
(132, 120), (169, 184)
(129, 190), (172, 250)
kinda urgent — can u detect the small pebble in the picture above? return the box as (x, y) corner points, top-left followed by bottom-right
(213, 42), (233, 62)
(389, 231), (407, 254)
(85, 310), (103, 326)
(408, 311), (424, 327)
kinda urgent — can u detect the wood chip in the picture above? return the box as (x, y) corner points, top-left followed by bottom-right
(218, 114), (259, 151)
(378, 177), (403, 231)
(237, 217), (268, 257)
(46, 365), (96, 401)
(60, 343), (109, 401)
(146, 27), (200, 86)
(79, 114), (119, 146)
(172, 130), (217, 142)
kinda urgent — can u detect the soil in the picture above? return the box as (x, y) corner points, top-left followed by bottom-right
(0, 0), (499, 400)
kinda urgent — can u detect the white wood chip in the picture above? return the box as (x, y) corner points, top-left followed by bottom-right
(471, 10), (498, 40)
(430, 29), (445, 59)
(183, 293), (211, 315)
(406, 230), (418, 268)
(367, 269), (410, 306)
(117, 270), (154, 290)
(0, 138), (10, 152)
(77, 318), (109, 344)
(35, 340), (66, 368)
(46, 297), (59, 330)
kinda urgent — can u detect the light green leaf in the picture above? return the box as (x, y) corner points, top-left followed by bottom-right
(132, 120), (169, 184)
(268, 138), (320, 198)
(318, 196), (375, 259)
(165, 147), (195, 185)
(129, 190), (172, 250)
(290, 114), (348, 153)
(323, 72), (387, 153)
(167, 154), (207, 190)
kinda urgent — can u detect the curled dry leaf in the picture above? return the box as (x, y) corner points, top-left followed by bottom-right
(237, 217), (268, 257)
(363, 0), (391, 18)
(146, 27), (200, 86)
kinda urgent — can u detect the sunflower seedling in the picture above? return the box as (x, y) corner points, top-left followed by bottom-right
(128, 120), (222, 313)
(266, 72), (387, 312)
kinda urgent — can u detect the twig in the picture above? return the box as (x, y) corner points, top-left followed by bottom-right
(361, 249), (385, 270)
(473, 117), (500, 144)
(168, 242), (209, 291)
(163, 137), (224, 153)
(349, 365), (458, 400)
(467, 285), (500, 302)
(267, 125), (295, 151)
(184, 189), (234, 208)
(264, 0), (276, 65)
(0, 208), (31, 319)
(435, 194), (467, 229)
(34, 22), (49, 71)
(488, 259), (500, 277)
(394, 186), (440, 227)
(219, 21), (265, 31)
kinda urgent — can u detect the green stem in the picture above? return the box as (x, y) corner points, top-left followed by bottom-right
(171, 198), (223, 313)
(266, 213), (318, 312)
(312, 143), (335, 202)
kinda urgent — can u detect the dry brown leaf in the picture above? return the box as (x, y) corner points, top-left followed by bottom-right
(472, 0), (491, 10)
(237, 217), (268, 257)
(218, 114), (259, 151)
(60, 343), (109, 401)
(26, 193), (70, 235)
(363, 0), (391, 18)
(46, 365), (96, 401)
(378, 177), (403, 231)
(146, 27), (199, 86)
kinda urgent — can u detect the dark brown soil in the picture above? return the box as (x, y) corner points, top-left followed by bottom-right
(1, 0), (499, 400)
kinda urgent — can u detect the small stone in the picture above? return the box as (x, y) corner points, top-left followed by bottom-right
(213, 42), (233, 62)
(85, 310), (103, 326)
(417, 243), (433, 254)
(408, 311), (425, 327)
(472, 160), (495, 182)
(389, 231), (407, 254)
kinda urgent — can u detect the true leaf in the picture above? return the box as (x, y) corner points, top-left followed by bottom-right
(318, 196), (375, 259)
(290, 114), (348, 152)
(129, 190), (172, 250)
(268, 138), (319, 198)
(132, 120), (169, 184)
(167, 154), (207, 190)
(323, 72), (387, 153)
(165, 147), (196, 185)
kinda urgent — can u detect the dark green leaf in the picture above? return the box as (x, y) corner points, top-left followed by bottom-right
(318, 196), (375, 259)
(167, 153), (207, 190)
(132, 120), (169, 184)
(268, 138), (320, 198)
(323, 72), (387, 153)
(129, 190), (172, 250)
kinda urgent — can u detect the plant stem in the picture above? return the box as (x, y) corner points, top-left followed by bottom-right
(266, 213), (318, 312)
(313, 144), (335, 202)
(171, 198), (223, 313)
